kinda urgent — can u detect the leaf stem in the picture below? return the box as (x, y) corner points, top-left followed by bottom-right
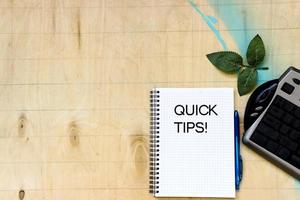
(257, 67), (269, 70)
(239, 64), (253, 68)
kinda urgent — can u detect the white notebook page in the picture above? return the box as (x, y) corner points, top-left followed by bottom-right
(155, 88), (235, 198)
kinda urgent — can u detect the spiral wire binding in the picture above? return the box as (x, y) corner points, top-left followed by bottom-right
(149, 89), (160, 194)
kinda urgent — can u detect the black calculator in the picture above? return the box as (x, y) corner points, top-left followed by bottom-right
(243, 67), (300, 179)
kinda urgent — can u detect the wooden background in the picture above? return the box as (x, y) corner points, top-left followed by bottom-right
(0, 0), (299, 199)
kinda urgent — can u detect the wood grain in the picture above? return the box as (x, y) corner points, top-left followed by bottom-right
(0, 0), (299, 199)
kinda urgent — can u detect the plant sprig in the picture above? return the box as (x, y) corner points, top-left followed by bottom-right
(206, 34), (268, 96)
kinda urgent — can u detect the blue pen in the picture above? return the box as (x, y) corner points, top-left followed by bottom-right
(234, 110), (243, 190)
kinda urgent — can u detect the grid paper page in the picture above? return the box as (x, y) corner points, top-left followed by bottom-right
(156, 88), (235, 197)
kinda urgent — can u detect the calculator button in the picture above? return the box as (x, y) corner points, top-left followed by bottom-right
(282, 101), (295, 112)
(257, 123), (279, 140)
(250, 112), (259, 117)
(269, 106), (284, 118)
(264, 129), (280, 141)
(283, 113), (294, 124)
(262, 114), (281, 130)
(277, 148), (290, 160)
(292, 121), (300, 130)
(294, 108), (300, 119)
(257, 122), (273, 133)
(279, 136), (289, 145)
(266, 141), (279, 153)
(250, 132), (267, 146)
(281, 82), (294, 94)
(292, 78), (300, 85)
(273, 96), (285, 107)
(287, 140), (298, 151)
(291, 155), (300, 168)
(255, 106), (264, 111)
(279, 124), (291, 135)
(289, 130), (300, 140)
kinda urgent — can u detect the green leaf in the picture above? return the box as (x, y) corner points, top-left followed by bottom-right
(206, 51), (243, 73)
(246, 34), (265, 66)
(238, 68), (258, 96)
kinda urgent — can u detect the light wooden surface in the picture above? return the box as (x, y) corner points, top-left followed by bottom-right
(0, 0), (299, 199)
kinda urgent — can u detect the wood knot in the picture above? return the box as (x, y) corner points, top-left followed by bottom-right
(130, 135), (148, 161)
(68, 121), (80, 146)
(19, 189), (25, 200)
(130, 134), (148, 176)
(18, 114), (27, 136)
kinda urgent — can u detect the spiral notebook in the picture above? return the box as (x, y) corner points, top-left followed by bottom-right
(149, 88), (235, 198)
